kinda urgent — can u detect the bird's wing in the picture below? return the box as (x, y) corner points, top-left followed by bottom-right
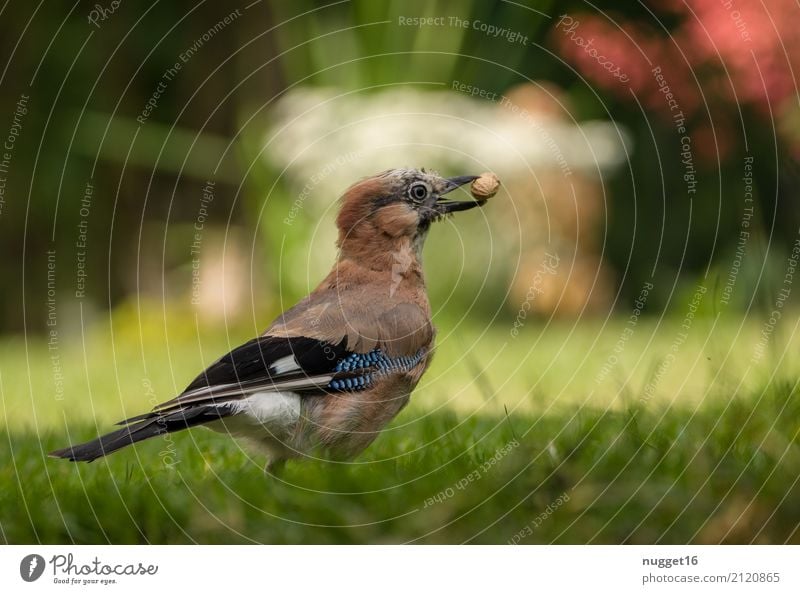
(117, 335), (355, 423)
(119, 302), (434, 425)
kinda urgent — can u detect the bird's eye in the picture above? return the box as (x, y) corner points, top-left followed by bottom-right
(409, 182), (429, 202)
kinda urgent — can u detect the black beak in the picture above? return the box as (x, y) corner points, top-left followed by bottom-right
(442, 175), (480, 194)
(435, 175), (484, 215)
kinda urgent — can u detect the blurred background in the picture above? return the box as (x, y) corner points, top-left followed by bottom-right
(1, 0), (797, 339)
(0, 0), (800, 541)
(0, 0), (800, 337)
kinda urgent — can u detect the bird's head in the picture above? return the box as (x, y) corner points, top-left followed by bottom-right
(335, 168), (482, 259)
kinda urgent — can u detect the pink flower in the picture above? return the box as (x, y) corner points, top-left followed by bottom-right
(551, 2), (800, 159)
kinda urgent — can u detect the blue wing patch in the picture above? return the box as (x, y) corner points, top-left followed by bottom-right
(327, 347), (426, 392)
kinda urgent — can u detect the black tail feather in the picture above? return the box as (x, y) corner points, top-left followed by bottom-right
(49, 405), (233, 462)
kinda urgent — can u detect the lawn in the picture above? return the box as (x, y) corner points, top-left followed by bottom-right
(1, 303), (799, 544)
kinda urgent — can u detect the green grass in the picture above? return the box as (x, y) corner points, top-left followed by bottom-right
(2, 305), (800, 543)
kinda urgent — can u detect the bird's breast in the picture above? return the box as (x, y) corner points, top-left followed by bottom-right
(300, 373), (417, 459)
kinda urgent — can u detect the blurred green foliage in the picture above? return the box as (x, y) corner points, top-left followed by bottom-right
(0, 0), (795, 332)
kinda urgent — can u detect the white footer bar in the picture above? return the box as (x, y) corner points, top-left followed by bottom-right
(1, 545), (797, 593)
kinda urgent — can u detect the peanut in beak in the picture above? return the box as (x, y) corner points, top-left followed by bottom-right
(470, 172), (501, 200)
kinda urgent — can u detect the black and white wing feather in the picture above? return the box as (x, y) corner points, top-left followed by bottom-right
(49, 335), (359, 462)
(139, 335), (354, 418)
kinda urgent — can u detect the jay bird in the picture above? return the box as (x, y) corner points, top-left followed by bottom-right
(50, 169), (490, 471)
